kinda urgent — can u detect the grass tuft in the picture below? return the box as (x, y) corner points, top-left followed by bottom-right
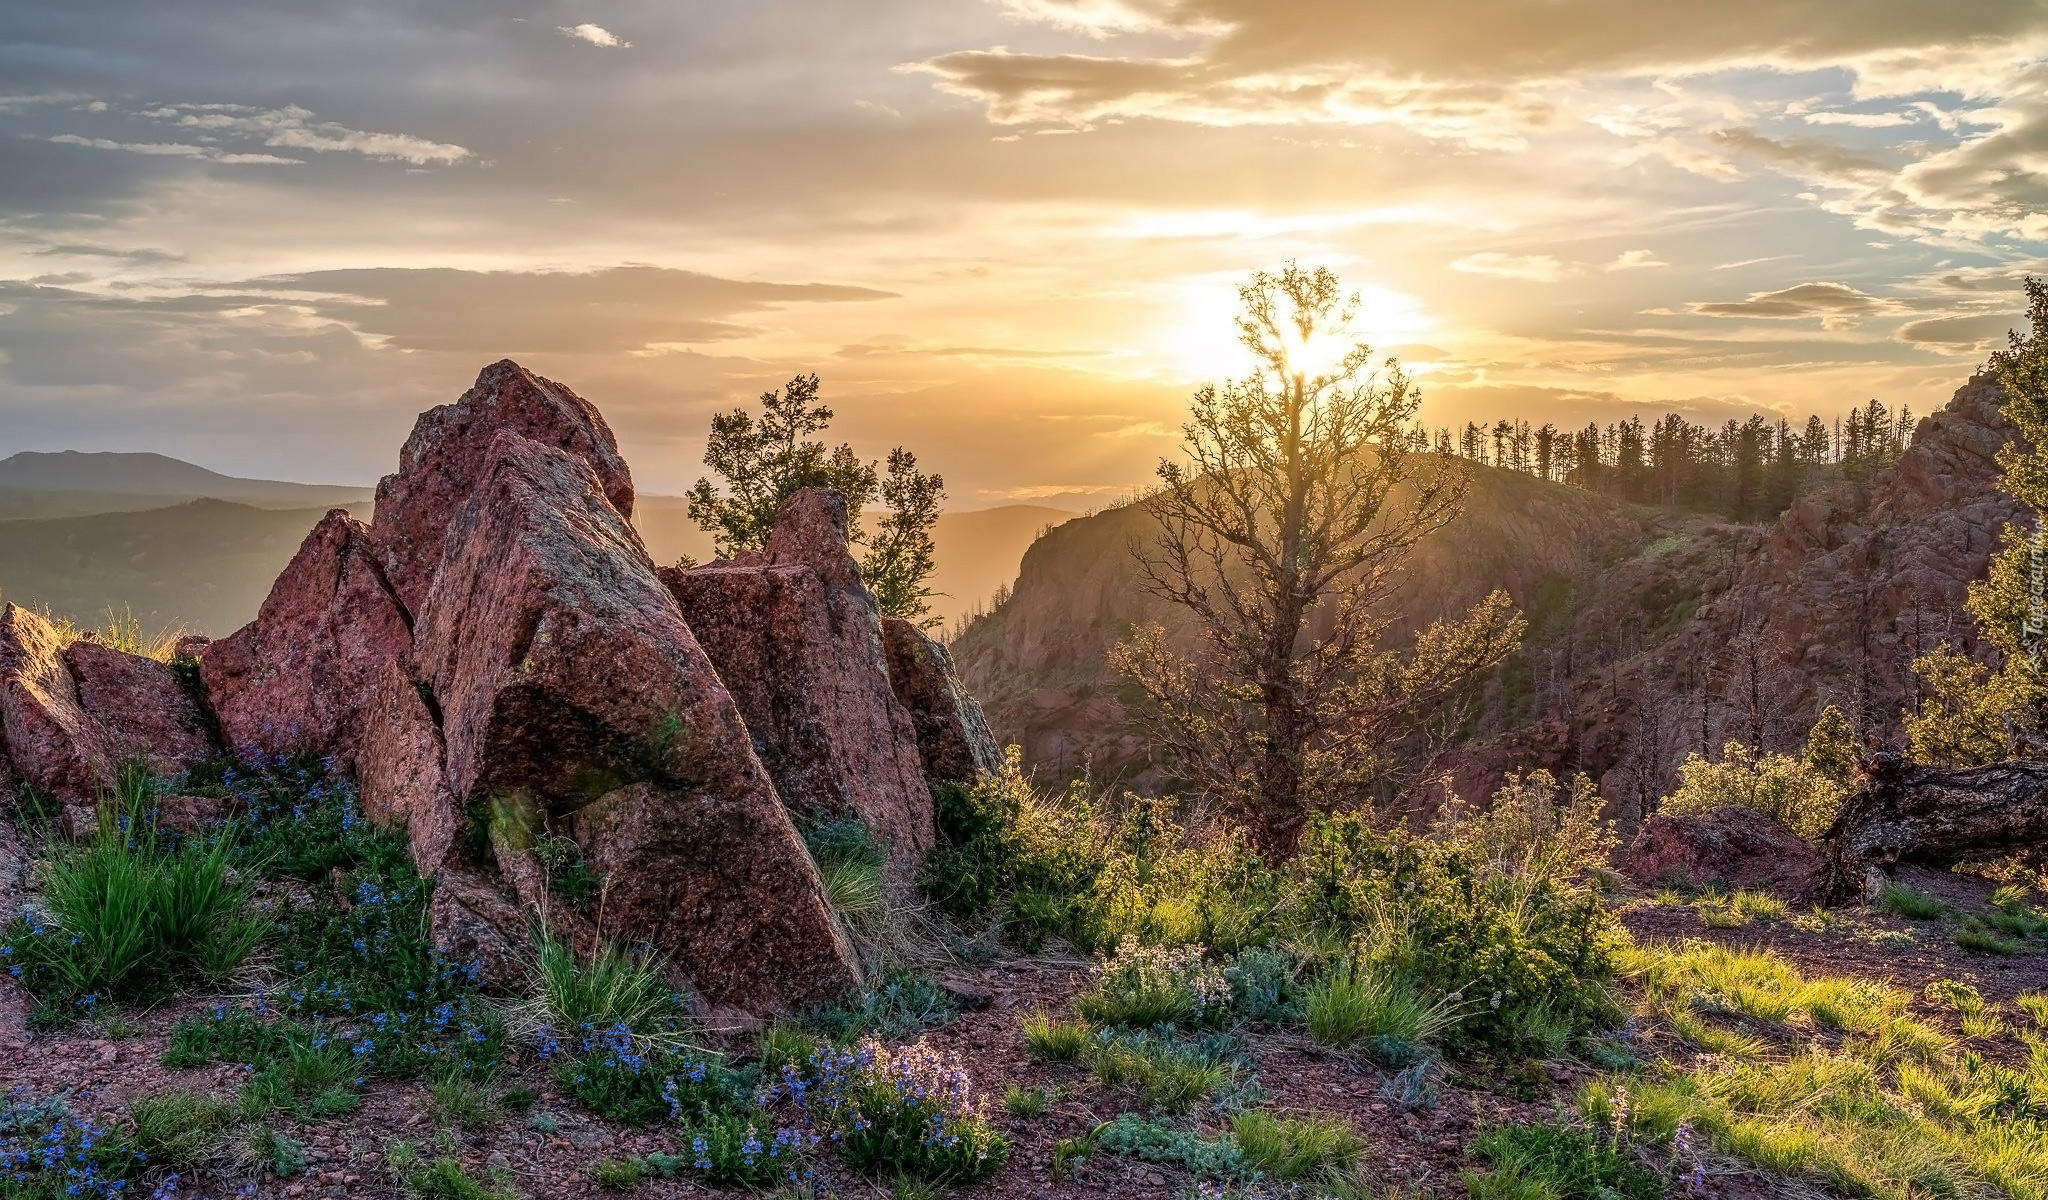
(1020, 1009), (1092, 1062)
(1229, 1109), (1365, 1181)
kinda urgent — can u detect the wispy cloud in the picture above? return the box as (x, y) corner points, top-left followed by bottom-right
(135, 104), (470, 165)
(1451, 252), (1571, 282)
(558, 24), (631, 48)
(1605, 249), (1668, 271)
(48, 134), (300, 164)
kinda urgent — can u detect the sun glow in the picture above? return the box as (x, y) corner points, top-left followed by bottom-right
(1140, 275), (1433, 385)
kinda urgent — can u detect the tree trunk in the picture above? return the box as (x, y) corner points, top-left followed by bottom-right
(1818, 751), (2048, 903)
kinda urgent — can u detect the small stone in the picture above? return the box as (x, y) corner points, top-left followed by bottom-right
(487, 1151), (511, 1172)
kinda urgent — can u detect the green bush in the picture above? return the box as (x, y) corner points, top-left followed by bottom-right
(805, 817), (888, 936)
(1465, 1122), (1662, 1200)
(799, 967), (958, 1040)
(1292, 814), (1621, 1053)
(2, 793), (262, 1017)
(1088, 1032), (1232, 1114)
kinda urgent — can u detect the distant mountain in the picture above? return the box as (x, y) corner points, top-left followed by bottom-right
(0, 451), (372, 510)
(634, 498), (1071, 630)
(0, 499), (367, 637)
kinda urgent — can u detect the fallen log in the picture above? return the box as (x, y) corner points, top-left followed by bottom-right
(1818, 751), (2048, 904)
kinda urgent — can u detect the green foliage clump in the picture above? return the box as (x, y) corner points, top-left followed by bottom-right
(1293, 813), (1620, 1052)
(920, 749), (1278, 955)
(2, 768), (263, 1019)
(1878, 881), (1947, 920)
(1465, 1122), (1661, 1200)
(399, 1155), (520, 1200)
(1095, 1113), (1247, 1180)
(1303, 960), (1455, 1056)
(681, 1109), (813, 1189)
(129, 1090), (233, 1170)
(156, 759), (504, 1104)
(1087, 1031), (1235, 1114)
(1229, 1109), (1365, 1182)
(1657, 716), (1852, 843)
(798, 967), (959, 1041)
(1431, 769), (1616, 876)
(547, 1025), (733, 1126)
(801, 817), (889, 940)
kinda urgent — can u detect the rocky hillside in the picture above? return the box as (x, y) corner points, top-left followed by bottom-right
(953, 373), (2022, 809)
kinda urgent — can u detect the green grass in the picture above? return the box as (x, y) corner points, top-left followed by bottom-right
(1088, 1035), (1229, 1114)
(1002, 1083), (1049, 1117)
(1878, 881), (1947, 920)
(1303, 961), (1454, 1049)
(2017, 992), (2048, 1028)
(1466, 1122), (1661, 1200)
(758, 1022), (823, 1078)
(1020, 1009), (1093, 1062)
(128, 1090), (233, 1170)
(589, 1157), (644, 1189)
(523, 930), (694, 1051)
(242, 1125), (308, 1178)
(429, 1068), (498, 1129)
(1621, 941), (2048, 1200)
(1229, 1110), (1365, 1181)
(2, 772), (264, 1018)
(402, 1156), (521, 1200)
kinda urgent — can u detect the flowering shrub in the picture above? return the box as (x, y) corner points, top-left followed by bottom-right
(684, 1111), (815, 1189)
(1077, 937), (1232, 1029)
(0, 1091), (159, 1200)
(779, 1038), (1008, 1183)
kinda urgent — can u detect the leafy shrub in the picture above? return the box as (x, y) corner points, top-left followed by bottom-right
(0, 1092), (149, 1200)
(1223, 945), (1299, 1023)
(781, 1038), (1008, 1183)
(128, 1090), (232, 1170)
(1293, 814), (1620, 1052)
(1466, 1122), (1660, 1200)
(2, 797), (262, 1017)
(243, 1125), (308, 1177)
(917, 749), (1106, 948)
(1077, 937), (1232, 1029)
(524, 931), (693, 1052)
(1432, 770), (1616, 878)
(758, 1023), (823, 1078)
(1229, 1110), (1365, 1181)
(1657, 726), (1850, 842)
(1020, 1009), (1092, 1062)
(588, 1156), (643, 1189)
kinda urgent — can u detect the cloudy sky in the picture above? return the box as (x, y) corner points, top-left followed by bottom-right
(1, 1), (2044, 504)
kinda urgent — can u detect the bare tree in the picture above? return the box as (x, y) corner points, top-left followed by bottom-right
(1110, 264), (1525, 858)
